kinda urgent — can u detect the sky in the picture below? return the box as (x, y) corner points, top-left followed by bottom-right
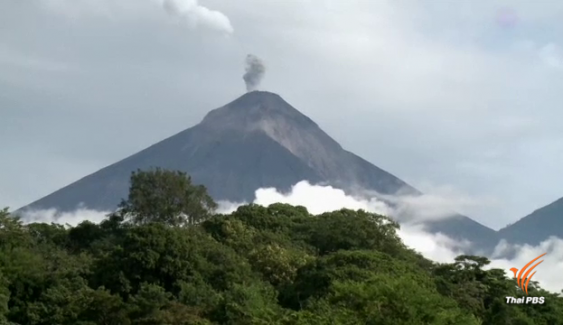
(2, 0), (563, 230)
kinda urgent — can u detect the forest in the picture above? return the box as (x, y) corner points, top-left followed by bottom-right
(1, 169), (562, 324)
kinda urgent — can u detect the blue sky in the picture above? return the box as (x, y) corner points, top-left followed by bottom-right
(1, 0), (563, 229)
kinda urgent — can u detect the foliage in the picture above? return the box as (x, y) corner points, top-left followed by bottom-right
(1, 170), (562, 324)
(116, 168), (217, 226)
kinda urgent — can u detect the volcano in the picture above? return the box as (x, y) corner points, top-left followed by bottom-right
(498, 196), (563, 246)
(19, 91), (498, 250)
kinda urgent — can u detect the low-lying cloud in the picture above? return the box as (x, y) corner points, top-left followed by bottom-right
(383, 184), (500, 224)
(21, 207), (110, 227)
(18, 180), (563, 294)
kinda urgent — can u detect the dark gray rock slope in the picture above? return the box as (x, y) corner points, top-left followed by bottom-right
(19, 91), (498, 249)
(498, 196), (563, 246)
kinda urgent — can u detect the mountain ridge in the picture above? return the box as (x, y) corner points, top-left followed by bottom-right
(19, 90), (498, 252)
(498, 196), (563, 246)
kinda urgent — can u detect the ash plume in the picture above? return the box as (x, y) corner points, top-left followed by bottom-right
(161, 0), (233, 34)
(243, 54), (266, 92)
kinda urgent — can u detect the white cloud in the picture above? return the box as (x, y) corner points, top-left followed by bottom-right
(398, 224), (469, 263)
(254, 181), (392, 216)
(20, 207), (109, 227)
(217, 181), (563, 294)
(39, 0), (233, 34)
(384, 184), (500, 223)
(218, 181), (496, 224)
(161, 0), (233, 34)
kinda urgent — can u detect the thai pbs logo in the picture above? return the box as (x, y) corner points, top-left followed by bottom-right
(505, 253), (546, 305)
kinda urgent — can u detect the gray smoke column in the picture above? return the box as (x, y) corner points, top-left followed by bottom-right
(243, 54), (266, 92)
(161, 0), (233, 34)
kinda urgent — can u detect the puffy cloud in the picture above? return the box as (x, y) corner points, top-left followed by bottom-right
(254, 181), (392, 216)
(398, 224), (469, 263)
(383, 183), (500, 223)
(160, 0), (234, 34)
(20, 207), (110, 227)
(218, 181), (563, 293)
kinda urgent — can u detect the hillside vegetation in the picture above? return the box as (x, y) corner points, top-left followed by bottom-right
(1, 169), (562, 324)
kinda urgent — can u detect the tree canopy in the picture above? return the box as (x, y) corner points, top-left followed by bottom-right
(1, 170), (562, 324)
(117, 168), (217, 226)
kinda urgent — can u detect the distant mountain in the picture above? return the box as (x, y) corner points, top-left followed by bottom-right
(19, 91), (497, 251)
(498, 196), (563, 246)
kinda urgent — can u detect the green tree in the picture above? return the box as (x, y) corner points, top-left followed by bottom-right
(301, 209), (404, 255)
(117, 168), (217, 226)
(27, 223), (69, 248)
(308, 276), (480, 325)
(91, 223), (255, 298)
(3, 179), (563, 325)
(212, 282), (282, 325)
(0, 270), (9, 324)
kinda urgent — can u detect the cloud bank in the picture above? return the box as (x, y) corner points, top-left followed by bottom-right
(20, 181), (563, 294)
(21, 207), (110, 227)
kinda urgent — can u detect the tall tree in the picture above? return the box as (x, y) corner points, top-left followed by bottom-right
(117, 168), (217, 226)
